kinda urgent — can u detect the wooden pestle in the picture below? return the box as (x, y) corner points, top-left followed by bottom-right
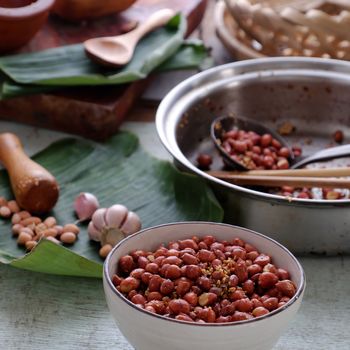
(0, 133), (59, 214)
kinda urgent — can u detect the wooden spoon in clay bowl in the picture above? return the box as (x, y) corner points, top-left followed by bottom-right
(0, 133), (59, 214)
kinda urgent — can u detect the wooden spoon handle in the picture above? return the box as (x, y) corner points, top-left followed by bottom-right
(208, 167), (350, 178)
(0, 133), (59, 214)
(129, 8), (176, 40)
(210, 173), (350, 189)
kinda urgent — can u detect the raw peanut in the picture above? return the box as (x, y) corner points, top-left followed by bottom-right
(20, 227), (34, 236)
(196, 154), (213, 169)
(144, 305), (156, 313)
(148, 275), (163, 292)
(120, 277), (140, 293)
(235, 260), (248, 282)
(130, 268), (145, 280)
(231, 311), (254, 321)
(178, 239), (198, 250)
(42, 228), (58, 238)
(54, 225), (63, 236)
(197, 276), (211, 291)
(35, 223), (48, 235)
(44, 217), (57, 228)
(198, 249), (216, 262)
(112, 274), (123, 287)
(229, 290), (246, 301)
(263, 297), (279, 311)
(63, 224), (80, 235)
(254, 254), (271, 267)
(234, 298), (253, 312)
(18, 211), (31, 220)
(175, 278), (192, 296)
(60, 232), (77, 244)
(333, 130), (344, 143)
(229, 274), (239, 287)
(131, 294), (146, 305)
(12, 224), (23, 236)
(147, 292), (163, 301)
(146, 300), (166, 314)
(184, 292), (198, 307)
(182, 253), (199, 265)
(259, 272), (279, 289)
(161, 256), (182, 266)
(119, 255), (135, 273)
(163, 265), (182, 280)
(169, 299), (190, 315)
(0, 206), (11, 218)
(175, 314), (193, 322)
(198, 292), (217, 306)
(185, 265), (202, 280)
(20, 217), (42, 226)
(276, 280), (297, 297)
(11, 213), (22, 225)
(145, 263), (159, 274)
(141, 272), (153, 285)
(160, 279), (175, 295)
(17, 232), (32, 245)
(99, 244), (113, 259)
(7, 200), (20, 213)
(128, 290), (138, 299)
(252, 307), (269, 317)
(25, 240), (37, 251)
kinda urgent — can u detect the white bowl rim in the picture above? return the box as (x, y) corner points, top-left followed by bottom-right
(104, 221), (306, 327)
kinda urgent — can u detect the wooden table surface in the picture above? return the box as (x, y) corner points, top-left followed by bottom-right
(1, 1), (350, 349)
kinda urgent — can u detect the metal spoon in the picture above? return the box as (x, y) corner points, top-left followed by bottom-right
(291, 144), (350, 169)
(84, 9), (175, 68)
(211, 115), (294, 170)
(211, 115), (350, 171)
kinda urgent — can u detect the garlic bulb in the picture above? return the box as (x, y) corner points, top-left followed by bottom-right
(88, 204), (141, 247)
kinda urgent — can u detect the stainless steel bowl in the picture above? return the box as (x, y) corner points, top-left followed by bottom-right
(156, 57), (350, 255)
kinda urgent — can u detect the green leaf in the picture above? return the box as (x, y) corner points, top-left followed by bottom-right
(1, 41), (210, 100)
(0, 14), (186, 86)
(0, 131), (223, 277)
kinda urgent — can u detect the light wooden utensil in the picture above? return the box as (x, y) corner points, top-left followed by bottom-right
(0, 133), (59, 214)
(84, 8), (176, 67)
(208, 167), (350, 189)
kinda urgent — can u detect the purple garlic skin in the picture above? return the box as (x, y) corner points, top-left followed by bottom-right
(74, 193), (99, 221)
(87, 204), (141, 246)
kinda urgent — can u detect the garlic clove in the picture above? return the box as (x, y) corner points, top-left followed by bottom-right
(100, 227), (125, 247)
(91, 208), (107, 231)
(105, 204), (128, 228)
(74, 192), (99, 221)
(88, 221), (101, 242)
(120, 211), (141, 236)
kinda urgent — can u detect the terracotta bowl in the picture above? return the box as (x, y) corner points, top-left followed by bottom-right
(52, 0), (137, 22)
(0, 0), (55, 54)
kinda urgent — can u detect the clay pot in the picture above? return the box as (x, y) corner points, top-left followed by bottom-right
(0, 0), (55, 54)
(52, 0), (137, 22)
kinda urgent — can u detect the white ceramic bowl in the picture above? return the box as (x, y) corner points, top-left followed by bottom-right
(103, 222), (306, 350)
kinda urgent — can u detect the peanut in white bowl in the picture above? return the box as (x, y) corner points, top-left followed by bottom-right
(103, 222), (305, 350)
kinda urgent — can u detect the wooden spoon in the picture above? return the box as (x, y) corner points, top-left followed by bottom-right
(84, 8), (176, 67)
(0, 133), (59, 214)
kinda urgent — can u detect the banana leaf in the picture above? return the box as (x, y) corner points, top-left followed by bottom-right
(0, 14), (186, 86)
(0, 131), (223, 278)
(1, 41), (211, 99)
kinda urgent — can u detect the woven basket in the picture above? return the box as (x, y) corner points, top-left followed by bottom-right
(225, 0), (350, 59)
